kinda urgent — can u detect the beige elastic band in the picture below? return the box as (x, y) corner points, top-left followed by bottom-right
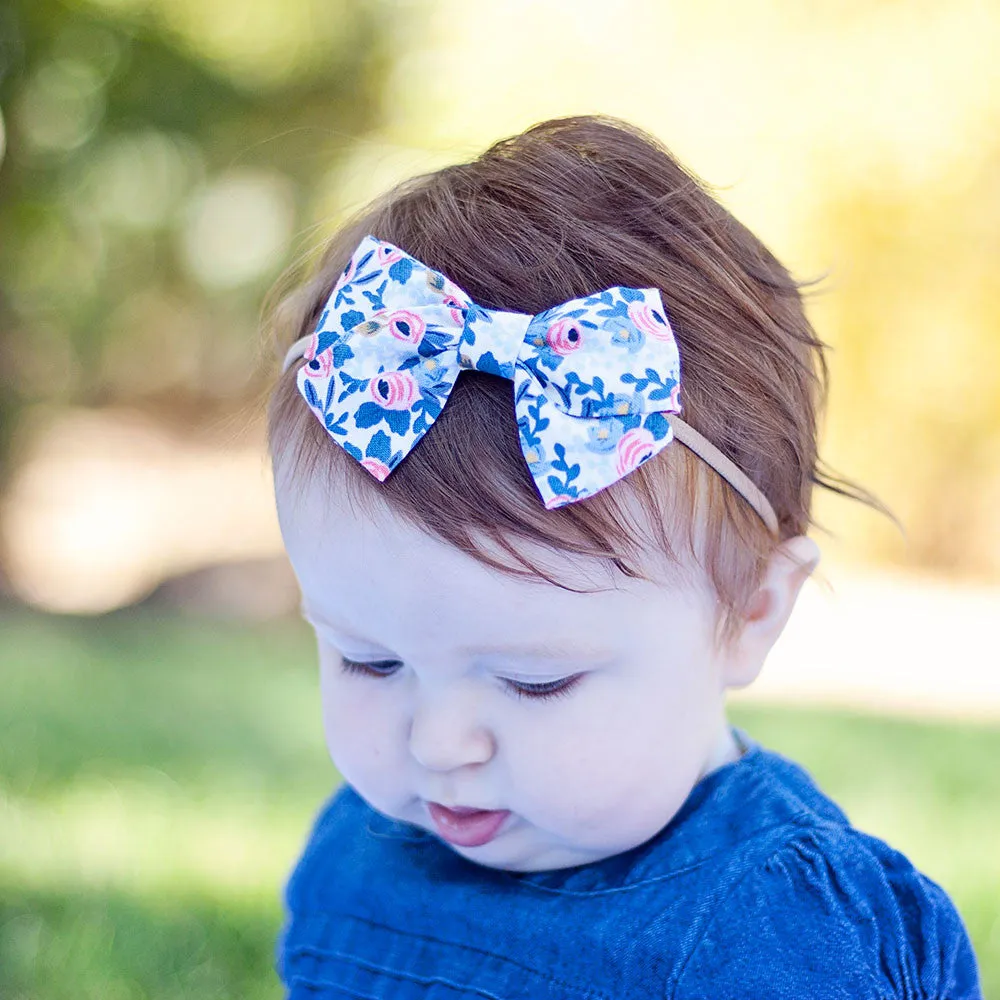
(281, 334), (779, 535)
(282, 334), (314, 374)
(666, 415), (779, 535)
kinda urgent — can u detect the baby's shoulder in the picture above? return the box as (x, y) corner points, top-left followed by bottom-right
(670, 751), (982, 1000)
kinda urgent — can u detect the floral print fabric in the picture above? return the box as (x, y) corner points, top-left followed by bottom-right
(295, 235), (683, 509)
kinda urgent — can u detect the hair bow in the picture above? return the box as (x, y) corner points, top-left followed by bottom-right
(281, 235), (779, 531)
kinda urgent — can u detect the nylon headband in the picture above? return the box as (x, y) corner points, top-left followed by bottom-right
(281, 332), (779, 535)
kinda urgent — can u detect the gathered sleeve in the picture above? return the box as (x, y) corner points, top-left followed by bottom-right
(672, 828), (982, 1000)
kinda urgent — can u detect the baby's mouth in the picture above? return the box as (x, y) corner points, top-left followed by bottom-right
(426, 802), (511, 847)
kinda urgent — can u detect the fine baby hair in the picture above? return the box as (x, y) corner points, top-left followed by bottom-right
(264, 116), (981, 999)
(268, 115), (864, 640)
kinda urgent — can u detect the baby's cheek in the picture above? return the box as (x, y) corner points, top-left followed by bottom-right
(502, 710), (620, 826)
(318, 656), (401, 799)
(502, 689), (705, 848)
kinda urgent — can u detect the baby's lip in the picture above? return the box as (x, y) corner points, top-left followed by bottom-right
(426, 802), (511, 847)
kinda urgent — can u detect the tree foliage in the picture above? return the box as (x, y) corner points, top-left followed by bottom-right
(0, 0), (395, 477)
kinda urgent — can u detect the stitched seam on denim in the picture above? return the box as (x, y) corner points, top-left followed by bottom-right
(668, 756), (873, 996)
(499, 821), (817, 897)
(668, 830), (883, 1000)
(287, 943), (611, 1000)
(668, 840), (778, 1000)
(285, 914), (614, 1000)
(365, 818), (429, 842)
(289, 972), (380, 998)
(290, 946), (510, 999)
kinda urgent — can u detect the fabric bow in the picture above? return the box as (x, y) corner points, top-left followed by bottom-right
(294, 235), (683, 509)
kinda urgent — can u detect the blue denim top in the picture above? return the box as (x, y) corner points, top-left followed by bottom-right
(277, 728), (982, 999)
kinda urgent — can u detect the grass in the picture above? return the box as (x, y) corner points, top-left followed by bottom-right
(1, 608), (997, 998)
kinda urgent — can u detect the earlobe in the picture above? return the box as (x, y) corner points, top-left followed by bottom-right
(723, 535), (820, 688)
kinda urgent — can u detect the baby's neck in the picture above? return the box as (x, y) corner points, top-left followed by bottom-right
(699, 722), (743, 780)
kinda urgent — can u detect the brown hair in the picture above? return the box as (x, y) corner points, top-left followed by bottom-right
(265, 115), (870, 639)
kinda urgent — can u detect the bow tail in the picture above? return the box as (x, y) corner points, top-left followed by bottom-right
(296, 356), (465, 481)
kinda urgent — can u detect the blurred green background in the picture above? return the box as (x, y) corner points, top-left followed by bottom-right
(1, 0), (998, 996)
(3, 609), (999, 997)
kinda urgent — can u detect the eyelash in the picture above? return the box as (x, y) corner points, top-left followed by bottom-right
(338, 657), (583, 702)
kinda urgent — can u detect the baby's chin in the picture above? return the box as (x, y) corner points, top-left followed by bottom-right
(434, 817), (665, 874)
(369, 787), (692, 873)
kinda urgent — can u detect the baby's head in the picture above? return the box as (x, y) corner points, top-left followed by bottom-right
(267, 116), (831, 872)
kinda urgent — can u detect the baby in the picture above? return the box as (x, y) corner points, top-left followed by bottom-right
(266, 116), (981, 998)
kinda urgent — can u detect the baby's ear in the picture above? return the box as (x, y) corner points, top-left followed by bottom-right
(722, 535), (820, 689)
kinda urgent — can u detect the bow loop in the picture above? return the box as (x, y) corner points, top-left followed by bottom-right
(518, 291), (681, 420)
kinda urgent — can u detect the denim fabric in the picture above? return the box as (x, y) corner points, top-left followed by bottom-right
(277, 729), (982, 999)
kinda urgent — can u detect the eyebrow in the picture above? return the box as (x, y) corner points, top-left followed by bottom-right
(300, 607), (606, 662)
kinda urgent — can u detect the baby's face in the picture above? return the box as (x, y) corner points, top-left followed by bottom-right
(277, 472), (742, 872)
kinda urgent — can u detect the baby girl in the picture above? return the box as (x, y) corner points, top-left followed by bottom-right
(266, 115), (981, 998)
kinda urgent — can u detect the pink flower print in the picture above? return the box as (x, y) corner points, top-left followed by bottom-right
(546, 318), (584, 356)
(303, 347), (334, 378)
(303, 332), (320, 361)
(385, 310), (425, 344)
(360, 457), (391, 481)
(369, 370), (420, 410)
(545, 493), (576, 510)
(615, 427), (656, 476)
(668, 383), (681, 410)
(375, 244), (404, 267)
(442, 293), (465, 326)
(628, 301), (673, 341)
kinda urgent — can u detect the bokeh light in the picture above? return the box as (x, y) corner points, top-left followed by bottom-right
(180, 169), (295, 290)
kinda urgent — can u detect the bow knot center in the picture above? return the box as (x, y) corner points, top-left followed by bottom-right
(457, 307), (533, 381)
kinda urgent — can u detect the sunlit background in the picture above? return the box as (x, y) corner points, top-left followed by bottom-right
(2, 1), (998, 997)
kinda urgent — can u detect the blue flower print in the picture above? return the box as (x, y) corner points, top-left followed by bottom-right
(592, 392), (641, 419)
(585, 418), (625, 454)
(604, 315), (646, 353)
(519, 438), (549, 476)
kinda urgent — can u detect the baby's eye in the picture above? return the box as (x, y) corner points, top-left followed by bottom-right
(340, 656), (402, 678)
(338, 657), (582, 702)
(503, 674), (583, 701)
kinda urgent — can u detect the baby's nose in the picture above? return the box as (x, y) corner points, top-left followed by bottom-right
(407, 690), (495, 773)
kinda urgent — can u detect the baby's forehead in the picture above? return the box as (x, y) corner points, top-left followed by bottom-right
(278, 466), (707, 647)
